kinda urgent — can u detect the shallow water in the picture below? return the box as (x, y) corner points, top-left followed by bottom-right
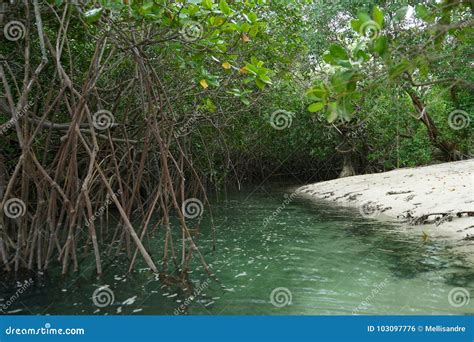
(1, 185), (473, 315)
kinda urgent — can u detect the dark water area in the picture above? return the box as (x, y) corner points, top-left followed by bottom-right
(1, 185), (473, 315)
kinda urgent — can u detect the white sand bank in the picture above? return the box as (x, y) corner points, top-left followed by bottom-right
(297, 160), (474, 244)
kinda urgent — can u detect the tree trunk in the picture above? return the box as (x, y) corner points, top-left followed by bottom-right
(337, 140), (356, 178)
(405, 88), (463, 161)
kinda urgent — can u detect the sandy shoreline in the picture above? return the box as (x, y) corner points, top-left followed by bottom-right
(297, 160), (474, 244)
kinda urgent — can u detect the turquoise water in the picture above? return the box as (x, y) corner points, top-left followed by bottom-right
(1, 185), (473, 315)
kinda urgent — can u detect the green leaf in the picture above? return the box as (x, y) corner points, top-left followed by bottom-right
(372, 6), (384, 28)
(219, 0), (232, 16)
(331, 70), (355, 93)
(255, 79), (266, 90)
(337, 60), (352, 68)
(351, 19), (361, 32)
(241, 97), (251, 106)
(323, 52), (337, 65)
(258, 74), (272, 85)
(338, 97), (354, 120)
(418, 61), (429, 78)
(329, 44), (349, 61)
(326, 103), (339, 123)
(346, 79), (357, 92)
(248, 12), (258, 23)
(221, 22), (238, 32)
(245, 63), (259, 76)
(331, 74), (345, 93)
(415, 5), (430, 21)
(306, 87), (327, 101)
(354, 49), (370, 62)
(357, 11), (371, 24)
(389, 60), (410, 79)
(84, 7), (103, 24)
(202, 0), (213, 10)
(308, 102), (325, 113)
(394, 6), (408, 22)
(210, 16), (226, 26)
(373, 36), (388, 56)
(139, 1), (153, 16)
(203, 98), (217, 112)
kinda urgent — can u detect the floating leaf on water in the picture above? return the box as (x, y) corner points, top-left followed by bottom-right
(122, 296), (137, 305)
(7, 309), (22, 314)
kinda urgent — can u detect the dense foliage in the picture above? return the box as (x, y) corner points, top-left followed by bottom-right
(0, 0), (472, 276)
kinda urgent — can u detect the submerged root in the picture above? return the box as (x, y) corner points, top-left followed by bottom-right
(0, 5), (215, 285)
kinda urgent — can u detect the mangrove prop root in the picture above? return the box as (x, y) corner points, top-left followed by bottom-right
(0, 5), (213, 284)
